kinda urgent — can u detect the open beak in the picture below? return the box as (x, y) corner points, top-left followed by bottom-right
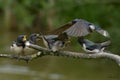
(23, 35), (27, 42)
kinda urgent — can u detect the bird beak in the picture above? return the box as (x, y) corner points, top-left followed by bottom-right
(23, 35), (27, 42)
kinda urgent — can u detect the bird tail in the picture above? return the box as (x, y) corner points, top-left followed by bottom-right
(100, 40), (111, 47)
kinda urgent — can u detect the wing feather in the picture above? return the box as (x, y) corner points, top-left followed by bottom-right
(50, 21), (75, 35)
(50, 19), (94, 37)
(64, 20), (90, 37)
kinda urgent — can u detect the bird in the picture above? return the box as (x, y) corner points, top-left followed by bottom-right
(10, 34), (40, 55)
(24, 33), (40, 55)
(40, 32), (70, 52)
(28, 33), (40, 44)
(51, 19), (110, 38)
(77, 37), (111, 53)
(10, 35), (27, 55)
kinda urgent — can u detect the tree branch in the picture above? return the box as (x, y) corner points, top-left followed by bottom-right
(0, 51), (41, 62)
(0, 42), (120, 66)
(26, 42), (120, 66)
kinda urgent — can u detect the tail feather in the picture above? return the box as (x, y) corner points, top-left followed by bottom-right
(100, 40), (111, 47)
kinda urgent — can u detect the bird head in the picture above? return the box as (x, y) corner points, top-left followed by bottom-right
(29, 33), (40, 44)
(16, 35), (27, 48)
(17, 35), (27, 43)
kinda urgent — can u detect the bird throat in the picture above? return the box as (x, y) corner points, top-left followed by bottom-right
(16, 42), (25, 48)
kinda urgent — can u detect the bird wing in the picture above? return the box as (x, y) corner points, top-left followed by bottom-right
(50, 19), (92, 37)
(50, 21), (74, 35)
(64, 20), (91, 37)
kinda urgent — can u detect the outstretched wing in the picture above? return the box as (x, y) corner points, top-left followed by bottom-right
(50, 21), (75, 35)
(64, 20), (92, 37)
(51, 19), (92, 37)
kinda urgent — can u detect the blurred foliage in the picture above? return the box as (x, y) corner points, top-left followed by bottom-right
(0, 0), (120, 53)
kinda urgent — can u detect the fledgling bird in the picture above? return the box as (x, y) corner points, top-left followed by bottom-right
(11, 34), (40, 55)
(10, 35), (27, 55)
(78, 37), (111, 53)
(52, 19), (110, 38)
(40, 33), (70, 52)
(24, 33), (40, 54)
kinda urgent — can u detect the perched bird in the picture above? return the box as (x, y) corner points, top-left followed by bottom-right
(10, 35), (27, 55)
(11, 34), (40, 55)
(28, 33), (40, 44)
(24, 33), (40, 54)
(78, 37), (111, 53)
(40, 33), (70, 52)
(51, 19), (110, 38)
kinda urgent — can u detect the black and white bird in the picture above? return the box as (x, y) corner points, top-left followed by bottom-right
(40, 33), (70, 52)
(78, 37), (111, 53)
(10, 35), (27, 55)
(11, 34), (40, 55)
(52, 19), (110, 38)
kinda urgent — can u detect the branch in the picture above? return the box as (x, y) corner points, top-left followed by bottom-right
(0, 52), (41, 62)
(26, 42), (120, 66)
(0, 42), (120, 66)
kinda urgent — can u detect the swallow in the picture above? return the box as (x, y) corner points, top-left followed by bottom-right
(40, 33), (70, 52)
(28, 33), (40, 44)
(11, 34), (40, 55)
(10, 35), (27, 55)
(78, 37), (111, 53)
(51, 19), (110, 38)
(24, 33), (40, 55)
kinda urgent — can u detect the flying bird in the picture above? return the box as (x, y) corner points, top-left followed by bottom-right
(40, 33), (70, 52)
(78, 37), (111, 53)
(51, 19), (110, 38)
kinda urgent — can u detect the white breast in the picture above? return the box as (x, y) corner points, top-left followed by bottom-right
(82, 44), (100, 53)
(10, 44), (23, 54)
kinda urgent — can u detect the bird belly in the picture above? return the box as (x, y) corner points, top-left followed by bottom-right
(82, 44), (100, 53)
(83, 47), (100, 53)
(10, 45), (23, 54)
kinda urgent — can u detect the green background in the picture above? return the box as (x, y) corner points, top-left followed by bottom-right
(0, 0), (120, 80)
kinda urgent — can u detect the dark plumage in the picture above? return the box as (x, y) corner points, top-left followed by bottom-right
(40, 33), (70, 52)
(10, 35), (27, 55)
(11, 34), (40, 55)
(78, 37), (111, 53)
(29, 33), (40, 44)
(52, 19), (110, 38)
